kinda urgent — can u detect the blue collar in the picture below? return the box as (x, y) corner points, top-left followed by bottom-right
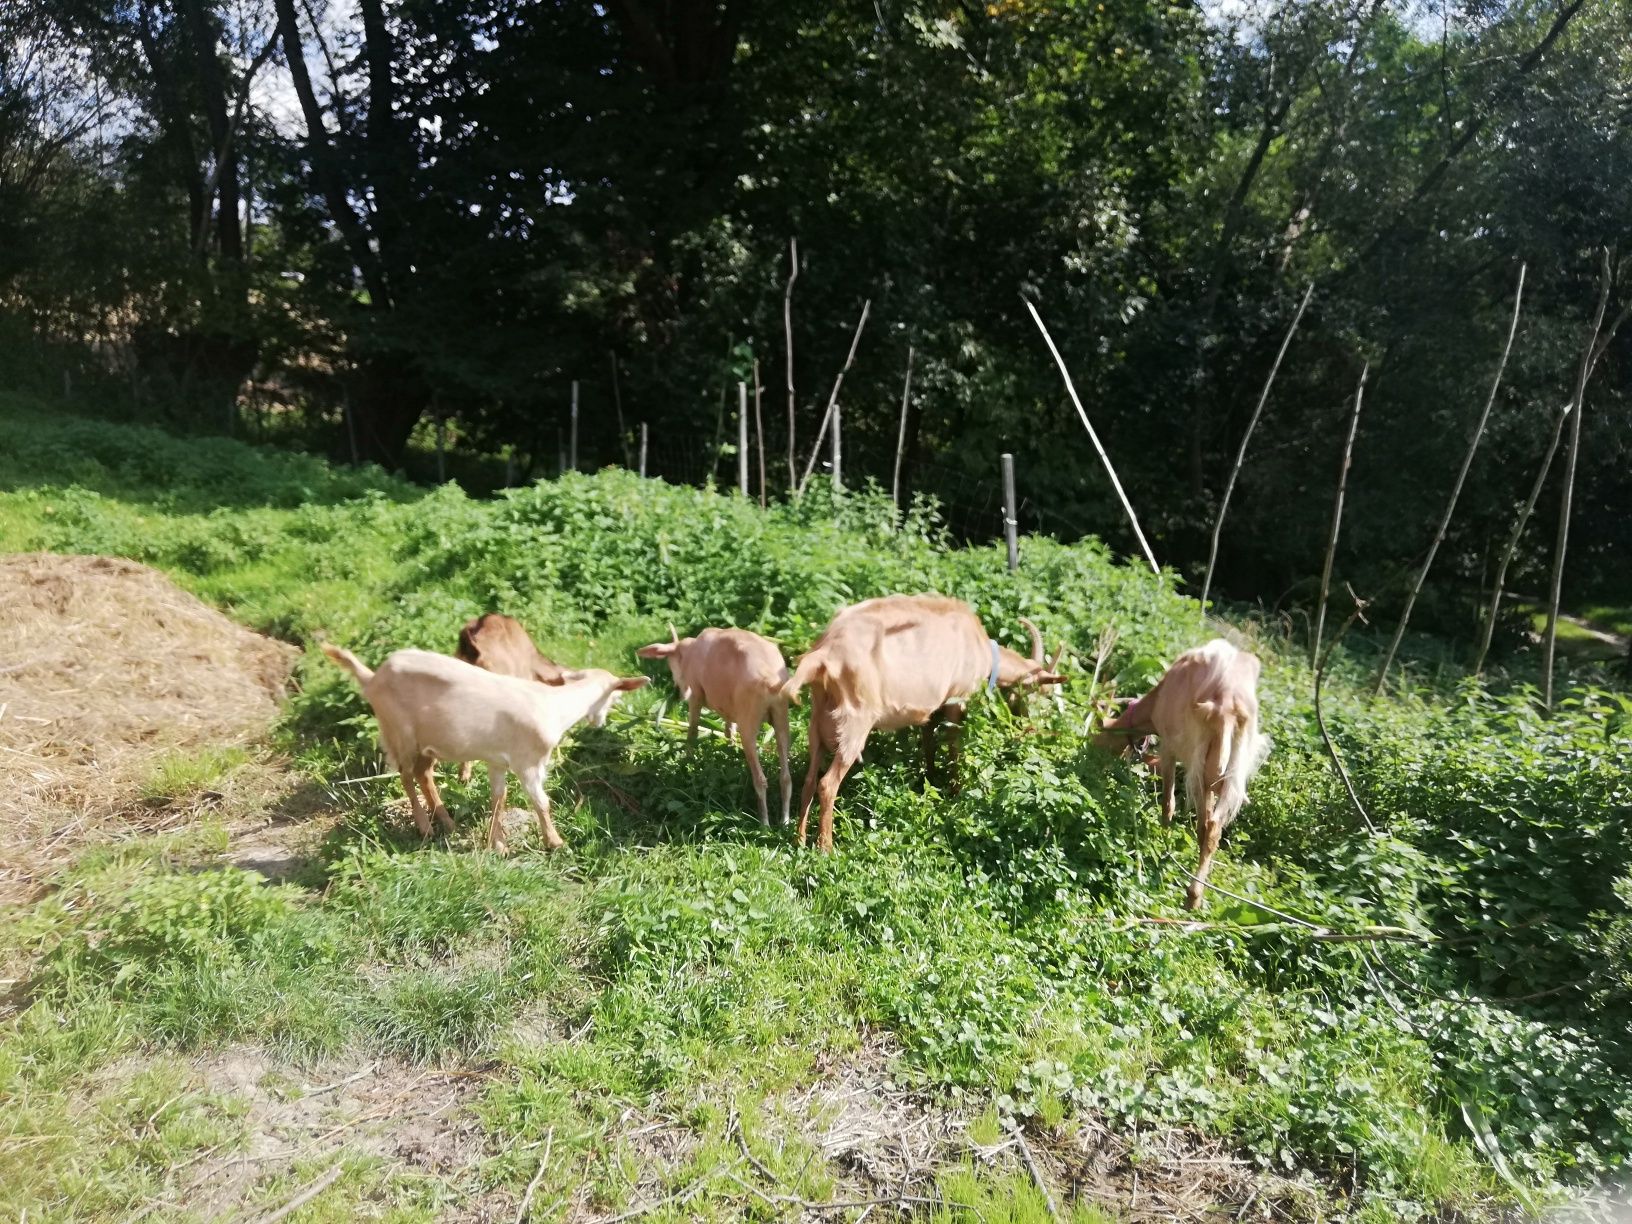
(988, 639), (1002, 692)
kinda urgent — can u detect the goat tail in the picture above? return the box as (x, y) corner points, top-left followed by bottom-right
(1216, 712), (1270, 829)
(779, 650), (824, 705)
(320, 642), (375, 686)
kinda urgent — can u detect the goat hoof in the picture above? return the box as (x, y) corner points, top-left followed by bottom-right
(1184, 885), (1205, 911)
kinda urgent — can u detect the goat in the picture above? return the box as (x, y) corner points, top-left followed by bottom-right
(781, 595), (1066, 852)
(321, 644), (647, 852)
(636, 625), (794, 827)
(1093, 639), (1269, 910)
(452, 612), (567, 783)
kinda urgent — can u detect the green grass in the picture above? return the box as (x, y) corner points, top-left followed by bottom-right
(2, 397), (1631, 1220)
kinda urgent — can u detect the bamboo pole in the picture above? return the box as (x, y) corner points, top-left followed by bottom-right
(1375, 263), (1526, 694)
(798, 299), (872, 494)
(784, 238), (799, 490)
(1542, 248), (1613, 712)
(1312, 361), (1368, 668)
(1199, 282), (1314, 616)
(1022, 297), (1159, 574)
(892, 344), (915, 511)
(753, 358), (766, 509)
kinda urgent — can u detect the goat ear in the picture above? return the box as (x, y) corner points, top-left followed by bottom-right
(614, 675), (651, 691)
(636, 643), (677, 659)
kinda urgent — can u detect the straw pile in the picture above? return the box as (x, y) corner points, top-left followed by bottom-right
(0, 553), (296, 899)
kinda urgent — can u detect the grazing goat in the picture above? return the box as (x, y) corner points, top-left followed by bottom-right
(322, 644), (647, 852)
(637, 625), (794, 827)
(781, 595), (1066, 852)
(452, 612), (567, 783)
(1093, 639), (1269, 910)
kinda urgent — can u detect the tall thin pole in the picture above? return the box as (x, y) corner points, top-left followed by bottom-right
(1200, 282), (1314, 615)
(610, 351), (630, 468)
(639, 422), (648, 479)
(1312, 362), (1368, 668)
(831, 400), (842, 490)
(738, 381), (749, 496)
(1022, 297), (1159, 575)
(1001, 453), (1019, 573)
(753, 359), (767, 509)
(798, 299), (872, 494)
(1376, 264), (1525, 694)
(1543, 248), (1613, 712)
(893, 344), (915, 510)
(784, 238), (799, 489)
(569, 380), (579, 471)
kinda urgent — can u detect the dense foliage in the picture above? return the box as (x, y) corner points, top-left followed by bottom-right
(3, 406), (1630, 1219)
(4, 0), (1632, 627)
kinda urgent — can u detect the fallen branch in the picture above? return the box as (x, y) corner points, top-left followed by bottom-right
(515, 1128), (554, 1224)
(1023, 297), (1159, 574)
(1007, 1121), (1062, 1222)
(1200, 281), (1314, 615)
(247, 1163), (344, 1224)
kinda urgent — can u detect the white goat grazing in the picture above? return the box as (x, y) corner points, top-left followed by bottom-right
(322, 644), (647, 852)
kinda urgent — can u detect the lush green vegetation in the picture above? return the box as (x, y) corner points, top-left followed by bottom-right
(3, 407), (1630, 1220)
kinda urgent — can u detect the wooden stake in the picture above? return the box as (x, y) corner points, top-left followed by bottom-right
(831, 397), (842, 490)
(893, 344), (914, 510)
(1022, 297), (1159, 574)
(738, 380), (749, 496)
(1376, 264), (1524, 694)
(610, 351), (630, 468)
(798, 299), (872, 494)
(1312, 361), (1367, 668)
(639, 422), (648, 479)
(784, 238), (799, 489)
(569, 380), (579, 471)
(1001, 453), (1019, 572)
(1543, 248), (1613, 712)
(1200, 281), (1314, 615)
(753, 359), (766, 509)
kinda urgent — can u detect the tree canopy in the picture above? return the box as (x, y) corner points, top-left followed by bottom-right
(4, 0), (1630, 643)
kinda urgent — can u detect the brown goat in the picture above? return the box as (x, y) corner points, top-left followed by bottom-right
(1094, 639), (1269, 909)
(637, 625), (794, 827)
(781, 595), (1066, 852)
(452, 613), (567, 782)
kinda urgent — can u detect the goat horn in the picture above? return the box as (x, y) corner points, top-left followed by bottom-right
(669, 623), (679, 645)
(1018, 617), (1044, 664)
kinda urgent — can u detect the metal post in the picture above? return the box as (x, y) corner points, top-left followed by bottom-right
(569, 380), (579, 471)
(639, 422), (648, 478)
(831, 401), (843, 491)
(738, 381), (749, 496)
(1001, 452), (1019, 573)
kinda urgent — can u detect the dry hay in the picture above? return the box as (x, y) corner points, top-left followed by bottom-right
(0, 553), (296, 897)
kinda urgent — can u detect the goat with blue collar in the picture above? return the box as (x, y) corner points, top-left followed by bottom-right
(780, 594), (1067, 852)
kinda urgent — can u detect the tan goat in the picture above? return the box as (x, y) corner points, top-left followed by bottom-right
(781, 595), (1066, 852)
(637, 626), (794, 827)
(322, 644), (647, 852)
(452, 612), (567, 783)
(1093, 638), (1269, 909)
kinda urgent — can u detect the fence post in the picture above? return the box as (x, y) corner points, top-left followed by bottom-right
(569, 380), (579, 472)
(639, 422), (648, 478)
(435, 413), (447, 482)
(831, 401), (843, 491)
(738, 381), (749, 496)
(1001, 452), (1019, 573)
